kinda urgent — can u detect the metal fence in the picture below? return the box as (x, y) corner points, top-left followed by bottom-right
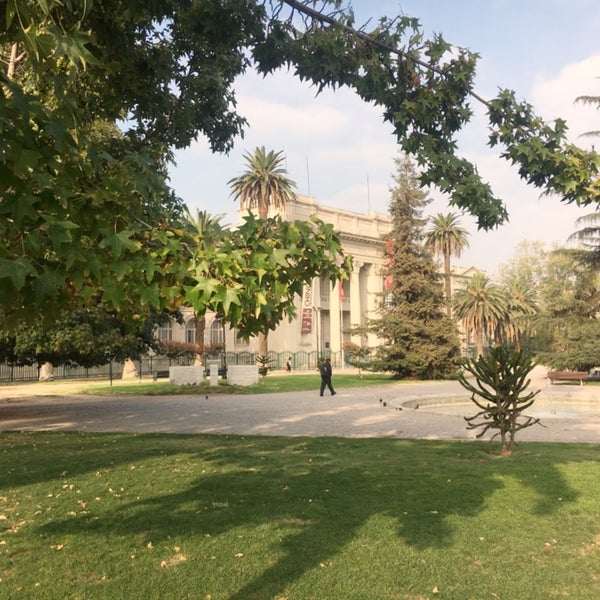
(0, 356), (193, 383)
(0, 351), (344, 383)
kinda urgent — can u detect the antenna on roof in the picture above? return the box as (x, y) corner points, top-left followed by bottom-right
(306, 155), (311, 197)
(367, 172), (371, 212)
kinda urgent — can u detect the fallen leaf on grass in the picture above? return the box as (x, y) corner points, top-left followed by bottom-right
(160, 554), (188, 568)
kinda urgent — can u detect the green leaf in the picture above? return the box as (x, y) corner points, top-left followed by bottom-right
(98, 230), (142, 257)
(0, 258), (37, 291)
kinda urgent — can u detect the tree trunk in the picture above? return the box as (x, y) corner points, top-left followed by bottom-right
(444, 251), (452, 318)
(476, 327), (484, 358)
(258, 332), (268, 358)
(122, 358), (139, 379)
(39, 362), (54, 381)
(194, 313), (206, 365)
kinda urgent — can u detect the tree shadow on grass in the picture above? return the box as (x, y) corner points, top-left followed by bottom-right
(16, 434), (585, 598)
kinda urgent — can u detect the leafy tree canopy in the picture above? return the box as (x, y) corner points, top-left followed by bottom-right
(0, 306), (176, 368)
(2, 0), (599, 333)
(184, 212), (351, 339)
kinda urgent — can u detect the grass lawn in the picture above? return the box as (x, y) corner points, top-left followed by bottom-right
(2, 432), (600, 599)
(80, 372), (400, 396)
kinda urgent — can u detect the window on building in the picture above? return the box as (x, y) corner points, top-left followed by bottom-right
(185, 319), (196, 344)
(209, 318), (224, 346)
(156, 320), (172, 341)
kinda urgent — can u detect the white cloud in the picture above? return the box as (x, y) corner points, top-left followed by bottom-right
(532, 54), (600, 145)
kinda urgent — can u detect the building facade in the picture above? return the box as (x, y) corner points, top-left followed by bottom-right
(163, 195), (392, 365)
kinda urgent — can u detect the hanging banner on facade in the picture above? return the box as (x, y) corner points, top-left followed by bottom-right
(301, 285), (313, 334)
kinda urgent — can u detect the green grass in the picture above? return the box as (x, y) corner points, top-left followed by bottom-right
(78, 372), (399, 396)
(2, 432), (600, 599)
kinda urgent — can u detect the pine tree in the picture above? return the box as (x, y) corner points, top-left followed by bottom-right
(370, 155), (460, 379)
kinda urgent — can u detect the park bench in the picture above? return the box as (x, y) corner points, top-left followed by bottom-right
(547, 370), (588, 385)
(152, 370), (170, 381)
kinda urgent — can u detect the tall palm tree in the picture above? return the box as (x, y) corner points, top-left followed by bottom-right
(501, 279), (538, 351)
(228, 146), (297, 219)
(453, 272), (508, 357)
(424, 213), (470, 317)
(228, 147), (297, 357)
(183, 208), (226, 364)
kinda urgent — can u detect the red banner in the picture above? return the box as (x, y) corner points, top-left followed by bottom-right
(301, 285), (313, 334)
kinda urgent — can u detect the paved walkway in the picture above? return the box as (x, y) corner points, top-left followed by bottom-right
(1, 370), (600, 443)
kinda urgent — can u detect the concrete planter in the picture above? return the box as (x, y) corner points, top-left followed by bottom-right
(227, 365), (259, 386)
(169, 365), (204, 386)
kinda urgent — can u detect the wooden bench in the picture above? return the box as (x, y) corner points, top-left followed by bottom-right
(547, 370), (588, 385)
(153, 370), (170, 381)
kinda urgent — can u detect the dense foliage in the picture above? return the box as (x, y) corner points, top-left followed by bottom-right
(2, 0), (599, 353)
(0, 307), (175, 368)
(368, 155), (460, 379)
(533, 249), (600, 370)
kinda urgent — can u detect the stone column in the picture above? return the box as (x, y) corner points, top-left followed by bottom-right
(350, 262), (362, 343)
(366, 264), (382, 347)
(329, 280), (341, 355)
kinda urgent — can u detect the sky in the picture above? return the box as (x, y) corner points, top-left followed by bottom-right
(167, 0), (600, 277)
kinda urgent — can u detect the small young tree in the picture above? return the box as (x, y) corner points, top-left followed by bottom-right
(458, 346), (542, 456)
(342, 342), (371, 377)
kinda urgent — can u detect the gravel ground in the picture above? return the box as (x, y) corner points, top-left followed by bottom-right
(1, 369), (600, 443)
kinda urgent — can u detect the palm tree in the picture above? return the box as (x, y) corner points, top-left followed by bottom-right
(567, 209), (600, 269)
(228, 146), (297, 219)
(424, 213), (470, 317)
(453, 272), (508, 357)
(567, 85), (600, 266)
(501, 279), (538, 351)
(183, 208), (226, 364)
(228, 147), (297, 357)
(574, 87), (600, 140)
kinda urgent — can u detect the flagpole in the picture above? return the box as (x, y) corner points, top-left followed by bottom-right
(339, 280), (345, 370)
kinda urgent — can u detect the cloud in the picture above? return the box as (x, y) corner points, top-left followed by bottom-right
(532, 54), (600, 145)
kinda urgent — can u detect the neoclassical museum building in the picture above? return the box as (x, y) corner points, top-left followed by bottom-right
(158, 194), (479, 368)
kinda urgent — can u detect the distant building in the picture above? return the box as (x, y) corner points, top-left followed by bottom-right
(162, 195), (390, 366)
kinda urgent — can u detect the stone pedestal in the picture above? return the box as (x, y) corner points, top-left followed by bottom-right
(206, 359), (221, 387)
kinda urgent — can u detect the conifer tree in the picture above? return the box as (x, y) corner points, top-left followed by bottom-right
(370, 155), (460, 379)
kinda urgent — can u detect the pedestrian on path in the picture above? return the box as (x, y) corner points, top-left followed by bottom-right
(319, 358), (336, 396)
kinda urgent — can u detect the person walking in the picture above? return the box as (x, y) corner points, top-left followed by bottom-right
(319, 358), (336, 396)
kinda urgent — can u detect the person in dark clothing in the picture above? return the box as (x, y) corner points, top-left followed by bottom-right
(319, 358), (336, 396)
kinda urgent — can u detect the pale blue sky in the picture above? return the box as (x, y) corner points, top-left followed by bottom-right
(168, 0), (600, 275)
